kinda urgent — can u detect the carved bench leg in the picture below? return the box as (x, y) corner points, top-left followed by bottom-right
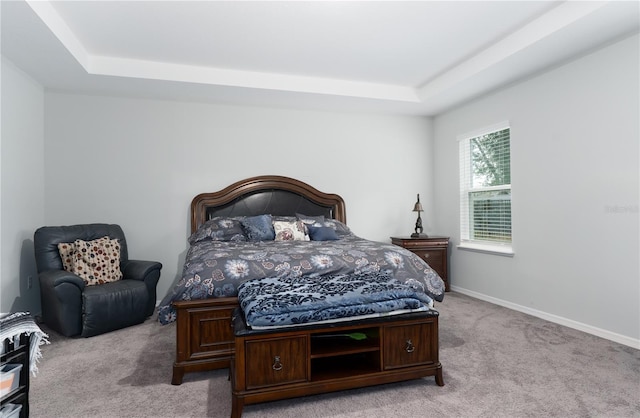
(435, 365), (444, 386)
(171, 365), (185, 385)
(231, 394), (244, 418)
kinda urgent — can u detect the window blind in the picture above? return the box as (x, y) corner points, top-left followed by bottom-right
(459, 125), (512, 247)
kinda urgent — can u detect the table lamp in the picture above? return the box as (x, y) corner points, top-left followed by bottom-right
(411, 194), (426, 238)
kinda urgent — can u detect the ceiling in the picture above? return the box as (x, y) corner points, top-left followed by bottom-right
(2, 1), (639, 116)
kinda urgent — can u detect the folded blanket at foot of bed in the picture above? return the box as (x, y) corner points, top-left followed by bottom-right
(237, 271), (434, 330)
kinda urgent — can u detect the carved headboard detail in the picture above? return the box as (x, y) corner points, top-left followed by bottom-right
(190, 175), (346, 233)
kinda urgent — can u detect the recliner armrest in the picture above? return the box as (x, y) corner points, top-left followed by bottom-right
(38, 270), (85, 337)
(122, 259), (162, 317)
(122, 260), (162, 281)
(39, 269), (86, 290)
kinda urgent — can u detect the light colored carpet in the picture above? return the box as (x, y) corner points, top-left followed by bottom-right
(30, 292), (640, 417)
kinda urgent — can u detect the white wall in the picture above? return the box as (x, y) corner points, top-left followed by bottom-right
(433, 34), (640, 346)
(43, 94), (434, 306)
(0, 57), (45, 313)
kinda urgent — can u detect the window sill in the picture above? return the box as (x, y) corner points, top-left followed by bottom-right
(457, 242), (514, 257)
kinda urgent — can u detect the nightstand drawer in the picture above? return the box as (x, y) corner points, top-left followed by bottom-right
(413, 249), (445, 277)
(399, 239), (448, 250)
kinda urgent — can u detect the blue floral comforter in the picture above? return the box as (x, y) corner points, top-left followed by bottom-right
(157, 234), (445, 325)
(238, 271), (433, 329)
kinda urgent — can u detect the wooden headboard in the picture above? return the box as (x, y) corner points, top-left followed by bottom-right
(190, 175), (346, 233)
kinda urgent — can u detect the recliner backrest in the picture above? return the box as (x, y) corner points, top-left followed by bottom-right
(34, 223), (129, 273)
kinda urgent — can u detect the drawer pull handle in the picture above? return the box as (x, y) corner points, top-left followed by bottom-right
(272, 356), (283, 371)
(423, 253), (430, 259)
(405, 339), (415, 353)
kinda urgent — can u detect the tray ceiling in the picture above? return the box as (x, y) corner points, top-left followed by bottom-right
(2, 1), (638, 115)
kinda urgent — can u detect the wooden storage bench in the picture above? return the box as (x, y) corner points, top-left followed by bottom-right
(230, 310), (444, 418)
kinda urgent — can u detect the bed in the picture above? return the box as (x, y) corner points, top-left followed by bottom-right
(159, 175), (445, 385)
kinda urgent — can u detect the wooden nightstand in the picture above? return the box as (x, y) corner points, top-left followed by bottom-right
(391, 236), (450, 292)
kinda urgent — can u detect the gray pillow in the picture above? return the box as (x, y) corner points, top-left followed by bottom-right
(189, 217), (247, 244)
(321, 219), (353, 237)
(296, 213), (325, 226)
(241, 214), (275, 241)
(307, 225), (339, 241)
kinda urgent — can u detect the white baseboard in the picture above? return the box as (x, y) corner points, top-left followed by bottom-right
(450, 285), (640, 350)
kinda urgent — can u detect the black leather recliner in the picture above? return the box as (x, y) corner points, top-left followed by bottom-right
(34, 223), (162, 337)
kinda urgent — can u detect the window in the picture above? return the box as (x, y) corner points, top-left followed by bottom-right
(459, 123), (513, 255)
